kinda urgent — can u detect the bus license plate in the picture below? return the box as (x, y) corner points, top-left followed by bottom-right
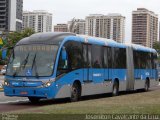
(20, 91), (28, 95)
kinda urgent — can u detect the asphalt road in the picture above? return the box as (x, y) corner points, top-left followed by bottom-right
(0, 76), (28, 103)
(0, 92), (28, 104)
(0, 85), (159, 113)
(0, 73), (160, 113)
(0, 75), (31, 112)
(0, 92), (30, 112)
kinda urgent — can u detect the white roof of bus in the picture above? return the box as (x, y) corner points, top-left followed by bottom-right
(125, 43), (157, 53)
(77, 34), (126, 48)
(78, 34), (117, 43)
(77, 35), (156, 53)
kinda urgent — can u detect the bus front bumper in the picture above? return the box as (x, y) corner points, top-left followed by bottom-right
(4, 86), (55, 99)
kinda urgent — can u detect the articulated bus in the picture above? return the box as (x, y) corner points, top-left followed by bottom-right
(4, 32), (158, 103)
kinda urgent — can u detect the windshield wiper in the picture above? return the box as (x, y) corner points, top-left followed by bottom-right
(31, 53), (39, 78)
(9, 49), (15, 64)
(22, 53), (30, 69)
(13, 53), (30, 77)
(13, 71), (17, 77)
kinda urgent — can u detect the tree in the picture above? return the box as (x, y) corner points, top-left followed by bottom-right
(21, 28), (35, 38)
(4, 28), (35, 48)
(0, 28), (35, 64)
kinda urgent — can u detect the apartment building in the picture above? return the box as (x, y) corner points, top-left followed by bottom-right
(0, 0), (23, 32)
(132, 8), (158, 48)
(54, 24), (68, 32)
(23, 10), (52, 32)
(85, 14), (125, 43)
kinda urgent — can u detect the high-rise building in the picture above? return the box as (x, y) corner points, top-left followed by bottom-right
(23, 10), (52, 32)
(0, 0), (23, 32)
(132, 8), (158, 48)
(54, 24), (68, 32)
(68, 19), (85, 35)
(85, 14), (125, 43)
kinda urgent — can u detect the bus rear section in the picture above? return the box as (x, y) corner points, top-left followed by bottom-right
(126, 45), (158, 91)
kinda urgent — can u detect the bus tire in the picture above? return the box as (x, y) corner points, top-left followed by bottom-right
(70, 82), (81, 102)
(144, 80), (149, 92)
(112, 81), (119, 96)
(28, 97), (40, 104)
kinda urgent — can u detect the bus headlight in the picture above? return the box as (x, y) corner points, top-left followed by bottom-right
(4, 81), (9, 86)
(44, 82), (51, 87)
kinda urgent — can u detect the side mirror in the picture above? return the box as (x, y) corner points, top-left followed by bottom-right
(62, 47), (67, 60)
(2, 49), (7, 60)
(57, 47), (68, 73)
(1, 46), (14, 60)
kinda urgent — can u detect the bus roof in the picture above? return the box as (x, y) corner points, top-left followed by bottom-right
(16, 32), (157, 53)
(16, 32), (76, 46)
(76, 35), (156, 53)
(76, 35), (126, 48)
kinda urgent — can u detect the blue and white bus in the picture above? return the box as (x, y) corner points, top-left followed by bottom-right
(4, 32), (158, 103)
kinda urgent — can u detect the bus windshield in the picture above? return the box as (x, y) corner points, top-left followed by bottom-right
(6, 45), (58, 77)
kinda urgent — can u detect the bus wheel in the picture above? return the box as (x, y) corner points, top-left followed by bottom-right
(70, 83), (81, 102)
(144, 80), (149, 92)
(28, 97), (40, 104)
(112, 81), (119, 96)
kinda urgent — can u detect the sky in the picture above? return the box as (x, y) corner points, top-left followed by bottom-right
(23, 0), (160, 42)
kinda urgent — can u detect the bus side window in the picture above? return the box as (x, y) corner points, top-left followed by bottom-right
(57, 47), (69, 76)
(108, 47), (112, 68)
(151, 53), (157, 69)
(92, 45), (103, 68)
(154, 53), (158, 69)
(57, 41), (83, 76)
(65, 41), (83, 70)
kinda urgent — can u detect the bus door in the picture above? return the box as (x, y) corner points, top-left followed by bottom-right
(91, 45), (104, 83)
(126, 47), (134, 91)
(103, 47), (109, 82)
(103, 47), (112, 92)
(82, 44), (93, 95)
(91, 45), (104, 94)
